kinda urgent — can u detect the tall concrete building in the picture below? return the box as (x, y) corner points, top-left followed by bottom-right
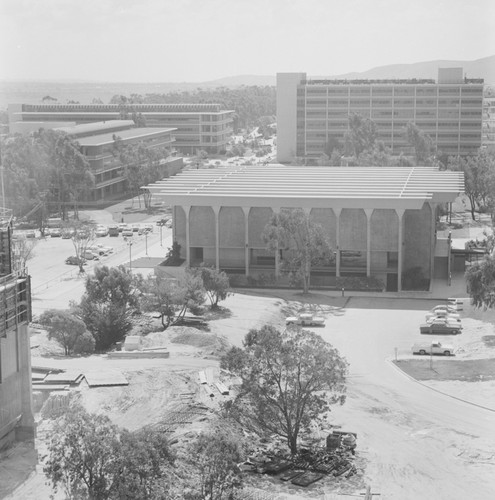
(0, 209), (34, 449)
(8, 103), (234, 155)
(277, 68), (484, 162)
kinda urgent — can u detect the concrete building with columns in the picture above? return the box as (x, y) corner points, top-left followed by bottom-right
(146, 165), (464, 291)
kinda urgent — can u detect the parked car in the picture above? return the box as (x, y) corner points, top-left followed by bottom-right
(88, 244), (112, 256)
(412, 341), (455, 356)
(426, 313), (461, 324)
(144, 224), (153, 233)
(426, 306), (460, 320)
(95, 225), (109, 237)
(286, 313), (325, 326)
(447, 298), (464, 311)
(108, 225), (120, 237)
(122, 228), (133, 237)
(65, 256), (87, 266)
(420, 318), (462, 335)
(132, 224), (140, 232)
(118, 223), (128, 232)
(81, 250), (99, 261)
(49, 228), (62, 237)
(25, 230), (36, 239)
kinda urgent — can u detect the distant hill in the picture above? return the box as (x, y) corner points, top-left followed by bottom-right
(1, 56), (493, 109)
(326, 55), (495, 84)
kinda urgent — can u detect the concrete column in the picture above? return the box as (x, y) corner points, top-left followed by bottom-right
(364, 209), (374, 277)
(273, 207), (280, 278)
(429, 202), (436, 291)
(396, 209), (405, 292)
(242, 207), (250, 276)
(334, 208), (342, 277)
(212, 206), (220, 270)
(17, 323), (35, 440)
(184, 205), (191, 266)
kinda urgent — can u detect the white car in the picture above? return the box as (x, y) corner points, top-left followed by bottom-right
(426, 313), (461, 324)
(88, 244), (113, 256)
(412, 340), (455, 356)
(426, 306), (460, 321)
(286, 313), (325, 326)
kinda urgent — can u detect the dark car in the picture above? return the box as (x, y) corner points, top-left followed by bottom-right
(65, 256), (87, 266)
(420, 318), (462, 335)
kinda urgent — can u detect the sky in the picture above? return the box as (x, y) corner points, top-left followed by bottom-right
(0, 0), (494, 82)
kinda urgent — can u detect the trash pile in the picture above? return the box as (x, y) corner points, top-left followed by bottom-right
(239, 431), (358, 488)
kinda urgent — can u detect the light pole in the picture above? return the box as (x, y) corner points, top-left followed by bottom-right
(160, 224), (163, 247)
(145, 232), (148, 256)
(125, 238), (133, 271)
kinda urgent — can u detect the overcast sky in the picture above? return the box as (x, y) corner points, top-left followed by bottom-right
(0, 0), (493, 82)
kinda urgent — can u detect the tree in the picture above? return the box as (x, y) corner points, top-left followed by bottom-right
(182, 429), (244, 500)
(11, 238), (37, 275)
(448, 150), (495, 220)
(405, 122), (434, 164)
(78, 266), (141, 350)
(44, 405), (175, 500)
(63, 221), (96, 273)
(36, 129), (94, 219)
(196, 265), (231, 308)
(44, 405), (120, 499)
(140, 276), (184, 329)
(39, 309), (94, 356)
(221, 325), (348, 455)
(262, 208), (332, 293)
(111, 427), (175, 500)
(344, 113), (377, 157)
(465, 254), (495, 309)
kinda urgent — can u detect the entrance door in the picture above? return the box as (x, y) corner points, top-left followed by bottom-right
(386, 273), (398, 292)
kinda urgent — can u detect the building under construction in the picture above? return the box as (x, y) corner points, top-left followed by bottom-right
(0, 208), (34, 449)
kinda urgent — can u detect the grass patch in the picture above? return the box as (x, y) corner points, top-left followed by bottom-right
(394, 358), (495, 382)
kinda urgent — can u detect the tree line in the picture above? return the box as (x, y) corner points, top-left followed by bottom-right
(109, 85), (276, 132)
(1, 129), (171, 227)
(39, 259), (231, 354)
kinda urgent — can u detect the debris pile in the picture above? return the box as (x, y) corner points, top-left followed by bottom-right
(239, 431), (358, 488)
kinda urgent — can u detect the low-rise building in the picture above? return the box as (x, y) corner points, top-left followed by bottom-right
(54, 121), (178, 202)
(8, 102), (234, 155)
(145, 165), (464, 291)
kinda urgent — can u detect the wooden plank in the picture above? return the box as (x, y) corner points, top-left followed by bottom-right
(198, 371), (207, 384)
(215, 382), (229, 395)
(202, 384), (215, 397)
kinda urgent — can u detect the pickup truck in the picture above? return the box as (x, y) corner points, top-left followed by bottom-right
(286, 313), (325, 326)
(412, 341), (455, 356)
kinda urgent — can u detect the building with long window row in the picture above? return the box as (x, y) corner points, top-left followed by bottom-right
(8, 102), (234, 155)
(277, 68), (484, 163)
(144, 164), (464, 292)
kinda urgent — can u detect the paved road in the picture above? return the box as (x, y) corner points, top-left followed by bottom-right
(316, 298), (495, 499)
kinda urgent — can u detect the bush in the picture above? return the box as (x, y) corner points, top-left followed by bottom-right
(73, 330), (95, 355)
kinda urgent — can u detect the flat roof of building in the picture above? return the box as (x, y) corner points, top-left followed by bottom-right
(54, 120), (135, 136)
(77, 127), (176, 147)
(145, 165), (465, 210)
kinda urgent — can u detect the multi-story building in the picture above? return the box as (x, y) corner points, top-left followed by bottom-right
(53, 120), (178, 202)
(8, 103), (234, 154)
(0, 209), (34, 449)
(277, 68), (484, 162)
(482, 94), (495, 151)
(145, 164), (464, 292)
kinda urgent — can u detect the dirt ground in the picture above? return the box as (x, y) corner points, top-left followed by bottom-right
(3, 206), (495, 500)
